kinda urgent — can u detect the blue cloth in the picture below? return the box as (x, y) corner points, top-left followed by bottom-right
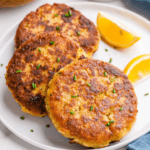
(126, 132), (150, 150)
(137, 0), (150, 2)
(123, 0), (150, 20)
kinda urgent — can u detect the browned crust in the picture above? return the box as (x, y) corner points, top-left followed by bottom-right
(45, 59), (138, 148)
(15, 3), (100, 55)
(6, 32), (87, 117)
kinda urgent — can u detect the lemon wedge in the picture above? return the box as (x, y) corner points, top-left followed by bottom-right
(124, 54), (150, 84)
(97, 11), (141, 48)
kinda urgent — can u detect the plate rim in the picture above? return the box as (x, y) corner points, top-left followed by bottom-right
(0, 1), (150, 150)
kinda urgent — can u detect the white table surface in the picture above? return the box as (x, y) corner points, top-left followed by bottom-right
(0, 0), (149, 149)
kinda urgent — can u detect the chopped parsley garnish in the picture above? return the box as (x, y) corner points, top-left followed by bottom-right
(37, 64), (40, 69)
(109, 58), (112, 63)
(109, 120), (114, 123)
(65, 13), (70, 17)
(54, 14), (58, 17)
(106, 123), (110, 126)
(145, 93), (149, 96)
(20, 116), (25, 120)
(16, 70), (21, 73)
(32, 83), (36, 89)
(65, 11), (72, 17)
(70, 111), (75, 115)
(71, 95), (79, 98)
(69, 11), (72, 16)
(57, 58), (60, 62)
(105, 49), (108, 52)
(50, 41), (55, 45)
(104, 72), (107, 76)
(77, 31), (80, 36)
(46, 125), (50, 128)
(90, 106), (93, 111)
(38, 49), (41, 52)
(73, 75), (77, 81)
(120, 106), (123, 111)
(112, 89), (116, 93)
(110, 78), (115, 82)
(86, 82), (91, 87)
(56, 26), (60, 30)
(106, 120), (115, 126)
(1, 64), (3, 66)
(30, 130), (33, 132)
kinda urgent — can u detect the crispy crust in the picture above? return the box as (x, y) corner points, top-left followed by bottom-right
(15, 3), (100, 56)
(45, 59), (138, 148)
(6, 33), (87, 117)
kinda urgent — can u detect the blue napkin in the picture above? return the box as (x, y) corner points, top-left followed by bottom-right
(126, 132), (150, 150)
(137, 0), (150, 2)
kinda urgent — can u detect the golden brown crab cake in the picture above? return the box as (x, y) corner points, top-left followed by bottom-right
(45, 59), (138, 148)
(15, 3), (100, 57)
(6, 33), (88, 117)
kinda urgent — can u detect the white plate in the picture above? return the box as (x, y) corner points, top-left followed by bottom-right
(0, 2), (150, 150)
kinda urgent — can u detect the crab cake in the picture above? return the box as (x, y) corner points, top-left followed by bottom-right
(6, 33), (88, 117)
(45, 59), (138, 148)
(15, 3), (100, 57)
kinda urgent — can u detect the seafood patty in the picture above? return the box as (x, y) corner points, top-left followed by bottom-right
(15, 3), (100, 57)
(6, 33), (87, 117)
(45, 59), (138, 148)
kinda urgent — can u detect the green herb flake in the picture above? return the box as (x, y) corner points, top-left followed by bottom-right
(71, 95), (79, 98)
(65, 13), (70, 17)
(109, 58), (112, 63)
(86, 82), (91, 87)
(70, 111), (75, 115)
(54, 14), (58, 17)
(65, 11), (72, 17)
(112, 89), (116, 93)
(38, 48), (41, 52)
(120, 106), (123, 111)
(104, 71), (107, 76)
(1, 64), (3, 66)
(105, 49), (108, 52)
(20, 116), (25, 120)
(106, 123), (110, 126)
(57, 58), (60, 62)
(56, 26), (60, 30)
(32, 83), (36, 89)
(90, 106), (93, 111)
(50, 41), (55, 45)
(46, 125), (50, 128)
(30, 130), (34, 132)
(69, 11), (72, 16)
(16, 70), (21, 73)
(73, 75), (77, 81)
(77, 31), (80, 36)
(110, 78), (115, 82)
(37, 64), (41, 69)
(109, 120), (114, 123)
(145, 93), (149, 96)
